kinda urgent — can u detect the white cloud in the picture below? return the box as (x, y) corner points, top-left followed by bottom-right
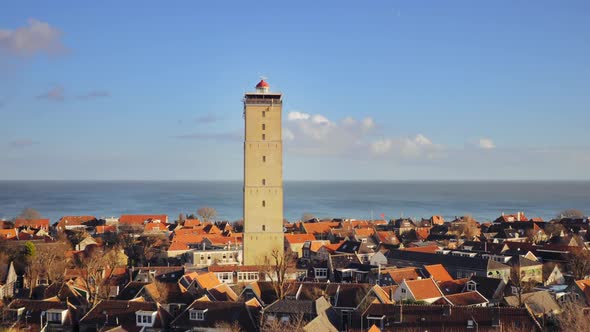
(0, 18), (66, 56)
(361, 117), (375, 131)
(283, 128), (295, 141)
(287, 111), (311, 121)
(284, 111), (441, 160)
(478, 138), (496, 149)
(370, 134), (439, 158)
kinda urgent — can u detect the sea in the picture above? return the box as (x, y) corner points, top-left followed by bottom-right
(0, 180), (588, 223)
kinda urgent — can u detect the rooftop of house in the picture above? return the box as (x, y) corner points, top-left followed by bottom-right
(170, 300), (258, 331)
(403, 278), (443, 300)
(285, 233), (317, 244)
(423, 264), (453, 282)
(443, 291), (488, 306)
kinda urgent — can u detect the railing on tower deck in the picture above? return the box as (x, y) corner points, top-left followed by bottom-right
(243, 98), (282, 105)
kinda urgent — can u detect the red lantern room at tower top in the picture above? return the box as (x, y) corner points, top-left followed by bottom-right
(255, 79), (270, 93)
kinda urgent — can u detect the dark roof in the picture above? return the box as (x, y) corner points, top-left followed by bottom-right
(510, 255), (542, 268)
(335, 240), (362, 254)
(362, 304), (542, 331)
(171, 300), (258, 331)
(80, 300), (171, 332)
(330, 253), (361, 269)
(7, 299), (73, 328)
(264, 299), (316, 315)
(467, 275), (505, 301)
(444, 291), (488, 306)
(116, 281), (149, 300)
(387, 250), (510, 272)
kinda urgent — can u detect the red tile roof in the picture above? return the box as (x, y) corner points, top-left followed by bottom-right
(402, 245), (440, 254)
(119, 214), (167, 225)
(424, 264), (453, 282)
(302, 221), (340, 235)
(57, 215), (96, 227)
(14, 218), (50, 229)
(384, 267), (421, 284)
(404, 278), (443, 300)
(0, 228), (17, 239)
(284, 233), (316, 245)
(444, 291), (488, 306)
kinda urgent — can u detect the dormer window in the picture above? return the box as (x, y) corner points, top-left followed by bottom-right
(466, 281), (476, 291)
(189, 309), (207, 321)
(46, 309), (66, 324)
(136, 310), (156, 327)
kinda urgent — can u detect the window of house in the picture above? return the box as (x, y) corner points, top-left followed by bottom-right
(262, 155), (266, 162)
(262, 225), (266, 231)
(189, 309), (207, 321)
(262, 179), (266, 185)
(262, 124), (266, 130)
(467, 282), (476, 291)
(262, 111), (266, 117)
(262, 200), (266, 207)
(401, 288), (406, 294)
(262, 134), (266, 140)
(48, 312), (61, 322)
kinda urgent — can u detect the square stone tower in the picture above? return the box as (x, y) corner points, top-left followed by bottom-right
(242, 79), (284, 265)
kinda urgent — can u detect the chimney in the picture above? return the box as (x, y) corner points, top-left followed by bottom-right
(517, 212), (521, 221)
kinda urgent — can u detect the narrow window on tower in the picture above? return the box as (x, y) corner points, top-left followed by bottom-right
(262, 155), (266, 162)
(262, 200), (266, 207)
(262, 225), (266, 231)
(262, 111), (266, 117)
(262, 124), (266, 130)
(262, 179), (266, 186)
(262, 134), (266, 140)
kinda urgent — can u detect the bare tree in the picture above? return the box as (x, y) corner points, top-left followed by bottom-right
(262, 313), (307, 332)
(557, 209), (585, 219)
(544, 222), (565, 238)
(567, 249), (590, 280)
(197, 206), (217, 222)
(17, 208), (41, 221)
(554, 300), (590, 331)
(509, 268), (537, 307)
(73, 247), (122, 305)
(139, 234), (167, 265)
(260, 248), (296, 300)
(214, 321), (243, 332)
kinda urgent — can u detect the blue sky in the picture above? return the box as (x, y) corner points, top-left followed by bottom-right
(1, 1), (589, 180)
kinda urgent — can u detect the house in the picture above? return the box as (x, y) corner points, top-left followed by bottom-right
(439, 291), (489, 306)
(373, 267), (423, 286)
(208, 265), (261, 285)
(0, 228), (18, 240)
(301, 240), (330, 261)
(302, 221), (340, 240)
(572, 279), (590, 306)
(0, 261), (18, 298)
(360, 303), (543, 331)
(392, 278), (444, 304)
(387, 249), (511, 281)
(510, 255), (543, 284)
(423, 264), (453, 282)
(56, 216), (97, 232)
(170, 300), (259, 331)
(543, 264), (565, 285)
(504, 290), (562, 317)
(4, 299), (77, 331)
(302, 297), (341, 332)
(79, 300), (172, 332)
(465, 275), (506, 304)
(14, 218), (50, 230)
(284, 234), (317, 258)
(119, 214), (168, 226)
